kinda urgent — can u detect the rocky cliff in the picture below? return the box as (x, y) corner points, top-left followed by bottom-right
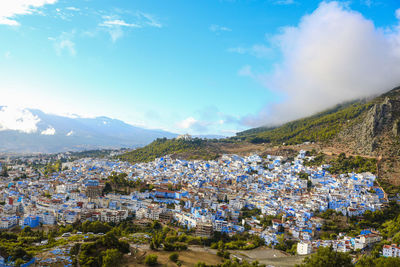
(336, 89), (400, 156)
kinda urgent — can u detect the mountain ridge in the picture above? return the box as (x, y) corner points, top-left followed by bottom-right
(0, 106), (177, 153)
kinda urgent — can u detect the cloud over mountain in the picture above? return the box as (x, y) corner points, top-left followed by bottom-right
(0, 106), (40, 133)
(242, 1), (400, 127)
(0, 107), (176, 153)
(41, 126), (56, 135)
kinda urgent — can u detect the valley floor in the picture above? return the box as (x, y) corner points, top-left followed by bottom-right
(228, 247), (306, 267)
(124, 245), (306, 267)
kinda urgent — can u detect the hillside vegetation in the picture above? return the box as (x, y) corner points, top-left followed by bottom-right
(236, 101), (372, 145)
(303, 152), (377, 174)
(118, 138), (221, 163)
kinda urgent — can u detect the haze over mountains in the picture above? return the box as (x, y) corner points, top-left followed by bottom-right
(0, 106), (177, 153)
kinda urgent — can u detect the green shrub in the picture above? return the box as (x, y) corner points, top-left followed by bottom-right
(144, 254), (158, 266)
(169, 252), (179, 262)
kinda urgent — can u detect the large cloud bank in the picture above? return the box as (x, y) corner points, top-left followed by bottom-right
(0, 106), (40, 133)
(243, 1), (400, 126)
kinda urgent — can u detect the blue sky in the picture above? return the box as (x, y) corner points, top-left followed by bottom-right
(1, 0), (400, 136)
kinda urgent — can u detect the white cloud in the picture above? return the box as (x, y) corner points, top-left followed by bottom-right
(41, 126), (56, 135)
(273, 0), (295, 5)
(100, 19), (140, 28)
(238, 65), (254, 78)
(99, 16), (141, 42)
(57, 38), (75, 56)
(65, 7), (79, 12)
(53, 6), (78, 21)
(0, 0), (57, 26)
(177, 117), (209, 132)
(396, 8), (400, 20)
(99, 13), (161, 42)
(178, 117), (198, 129)
(241, 1), (400, 127)
(229, 44), (272, 58)
(251, 44), (273, 58)
(210, 24), (232, 33)
(61, 112), (93, 119)
(4, 51), (11, 59)
(49, 31), (76, 56)
(173, 106), (241, 135)
(0, 106), (40, 133)
(137, 12), (162, 28)
(362, 0), (373, 7)
(104, 28), (123, 42)
(228, 47), (246, 54)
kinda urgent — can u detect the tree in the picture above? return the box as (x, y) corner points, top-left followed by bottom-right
(299, 172), (309, 180)
(151, 220), (162, 230)
(297, 246), (352, 267)
(21, 226), (33, 235)
(168, 183), (174, 191)
(70, 243), (80, 255)
(0, 165), (8, 177)
(82, 221), (111, 234)
(150, 231), (163, 250)
(287, 243), (297, 255)
(144, 254), (158, 266)
(102, 249), (122, 267)
(12, 247), (30, 261)
(307, 180), (312, 190)
(356, 255), (400, 267)
(15, 259), (24, 267)
(223, 251), (231, 259)
(103, 182), (112, 195)
(169, 252), (179, 262)
(44, 160), (62, 175)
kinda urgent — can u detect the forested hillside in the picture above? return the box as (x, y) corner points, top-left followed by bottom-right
(118, 138), (221, 163)
(235, 101), (372, 145)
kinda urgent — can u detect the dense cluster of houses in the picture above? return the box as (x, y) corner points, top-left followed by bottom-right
(297, 230), (382, 255)
(0, 150), (386, 255)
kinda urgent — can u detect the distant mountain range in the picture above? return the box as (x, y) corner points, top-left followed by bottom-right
(0, 106), (177, 153)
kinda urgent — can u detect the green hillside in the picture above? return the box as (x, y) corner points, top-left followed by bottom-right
(118, 137), (221, 163)
(235, 101), (373, 145)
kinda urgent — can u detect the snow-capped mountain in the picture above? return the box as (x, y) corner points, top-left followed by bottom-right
(0, 106), (177, 153)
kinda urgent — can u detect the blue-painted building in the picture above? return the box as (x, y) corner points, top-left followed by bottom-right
(22, 215), (40, 228)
